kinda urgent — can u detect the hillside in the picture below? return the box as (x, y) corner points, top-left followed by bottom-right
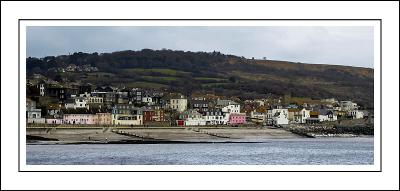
(26, 49), (374, 108)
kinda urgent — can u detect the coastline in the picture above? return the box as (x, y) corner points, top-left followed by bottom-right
(26, 126), (372, 145)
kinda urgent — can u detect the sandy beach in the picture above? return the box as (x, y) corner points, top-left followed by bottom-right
(26, 126), (303, 144)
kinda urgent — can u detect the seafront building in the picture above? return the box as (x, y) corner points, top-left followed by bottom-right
(25, 78), (369, 127)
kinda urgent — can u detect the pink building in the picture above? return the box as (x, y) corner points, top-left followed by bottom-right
(228, 113), (246, 125)
(62, 108), (112, 125)
(63, 113), (97, 125)
(96, 113), (112, 125)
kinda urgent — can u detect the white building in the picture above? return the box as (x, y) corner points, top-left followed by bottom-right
(170, 96), (188, 112)
(217, 100), (240, 111)
(65, 98), (89, 109)
(26, 98), (45, 123)
(347, 110), (364, 119)
(142, 95), (155, 106)
(250, 111), (267, 124)
(300, 108), (311, 123)
(218, 100), (240, 114)
(267, 108), (289, 126)
(112, 114), (143, 125)
(318, 109), (338, 122)
(203, 109), (228, 125)
(88, 96), (103, 104)
(179, 109), (206, 126)
(339, 101), (358, 111)
(39, 83), (45, 96)
(222, 104), (240, 114)
(321, 98), (338, 104)
(272, 109), (289, 126)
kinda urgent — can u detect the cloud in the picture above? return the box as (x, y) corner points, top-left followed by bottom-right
(26, 26), (374, 68)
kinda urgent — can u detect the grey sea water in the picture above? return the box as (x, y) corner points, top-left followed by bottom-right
(26, 137), (374, 165)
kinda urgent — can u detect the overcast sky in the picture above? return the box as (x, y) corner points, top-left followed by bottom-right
(26, 26), (374, 68)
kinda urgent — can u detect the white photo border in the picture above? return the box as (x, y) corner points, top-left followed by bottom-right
(19, 19), (381, 172)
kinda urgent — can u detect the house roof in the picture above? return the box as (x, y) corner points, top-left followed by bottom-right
(181, 109), (201, 116)
(230, 113), (246, 117)
(61, 108), (109, 114)
(190, 99), (209, 105)
(199, 108), (223, 115)
(310, 111), (319, 116)
(255, 106), (267, 113)
(95, 86), (114, 92)
(318, 109), (333, 115)
(47, 103), (62, 109)
(65, 98), (75, 104)
(288, 108), (301, 112)
(216, 99), (238, 106)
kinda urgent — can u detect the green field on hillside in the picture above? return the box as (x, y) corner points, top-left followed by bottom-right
(122, 68), (191, 76)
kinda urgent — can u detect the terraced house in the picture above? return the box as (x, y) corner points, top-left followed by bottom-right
(112, 103), (143, 125)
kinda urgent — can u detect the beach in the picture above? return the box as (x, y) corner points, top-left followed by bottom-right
(26, 126), (305, 144)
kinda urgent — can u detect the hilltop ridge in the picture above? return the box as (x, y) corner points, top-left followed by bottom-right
(26, 49), (374, 108)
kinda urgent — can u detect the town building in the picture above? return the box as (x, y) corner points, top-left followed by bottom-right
(26, 98), (45, 123)
(228, 113), (246, 125)
(318, 109), (338, 122)
(339, 101), (358, 111)
(306, 111), (320, 124)
(271, 109), (289, 126)
(96, 112), (112, 125)
(217, 100), (240, 114)
(62, 108), (97, 125)
(45, 117), (63, 124)
(190, 99), (209, 112)
(112, 114), (142, 125)
(347, 110), (365, 119)
(178, 109), (206, 126)
(64, 97), (89, 109)
(201, 108), (227, 125)
(266, 108), (289, 125)
(250, 107), (268, 124)
(288, 108), (302, 124)
(169, 95), (188, 112)
(143, 108), (166, 123)
(112, 104), (143, 125)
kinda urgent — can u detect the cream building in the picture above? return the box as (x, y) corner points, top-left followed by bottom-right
(170, 96), (188, 112)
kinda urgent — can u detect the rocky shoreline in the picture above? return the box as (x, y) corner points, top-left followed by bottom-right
(284, 120), (374, 138)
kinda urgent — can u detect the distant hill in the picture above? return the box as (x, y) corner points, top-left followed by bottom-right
(26, 49), (374, 108)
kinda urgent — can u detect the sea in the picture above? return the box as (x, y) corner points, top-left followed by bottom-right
(26, 137), (374, 165)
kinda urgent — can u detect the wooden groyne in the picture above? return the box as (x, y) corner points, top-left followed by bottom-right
(111, 129), (160, 140)
(190, 128), (231, 139)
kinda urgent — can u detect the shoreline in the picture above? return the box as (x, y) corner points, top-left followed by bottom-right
(26, 126), (373, 145)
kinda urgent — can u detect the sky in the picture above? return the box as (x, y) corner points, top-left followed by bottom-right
(26, 26), (374, 68)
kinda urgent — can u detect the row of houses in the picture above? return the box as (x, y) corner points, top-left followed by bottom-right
(27, 95), (369, 127)
(27, 98), (166, 126)
(26, 78), (371, 127)
(250, 106), (369, 126)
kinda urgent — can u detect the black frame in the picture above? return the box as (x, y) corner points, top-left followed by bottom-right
(18, 19), (382, 172)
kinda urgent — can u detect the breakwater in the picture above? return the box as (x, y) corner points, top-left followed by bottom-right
(284, 120), (374, 138)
